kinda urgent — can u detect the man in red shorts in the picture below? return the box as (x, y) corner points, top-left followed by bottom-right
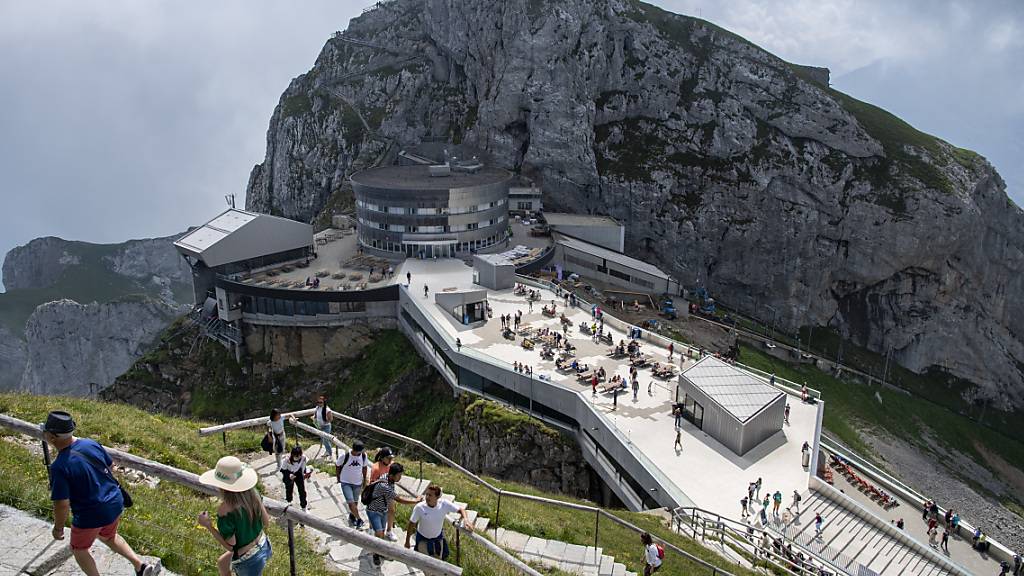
(43, 410), (156, 576)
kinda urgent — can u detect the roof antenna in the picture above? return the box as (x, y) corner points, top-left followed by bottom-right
(224, 194), (236, 209)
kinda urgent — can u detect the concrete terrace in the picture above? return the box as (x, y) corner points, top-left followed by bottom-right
(394, 257), (818, 519)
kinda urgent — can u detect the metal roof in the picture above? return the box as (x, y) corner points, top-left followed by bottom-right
(555, 234), (670, 280)
(174, 208), (313, 268)
(349, 165), (512, 190)
(680, 356), (784, 423)
(543, 212), (620, 228)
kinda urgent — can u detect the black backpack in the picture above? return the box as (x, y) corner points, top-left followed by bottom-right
(361, 479), (383, 506)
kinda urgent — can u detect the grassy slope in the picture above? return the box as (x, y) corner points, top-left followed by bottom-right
(308, 399), (759, 576)
(737, 345), (1024, 482)
(0, 239), (191, 336)
(0, 393), (329, 576)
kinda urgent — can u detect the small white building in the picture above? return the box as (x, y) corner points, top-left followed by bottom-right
(509, 184), (542, 215)
(553, 234), (681, 296)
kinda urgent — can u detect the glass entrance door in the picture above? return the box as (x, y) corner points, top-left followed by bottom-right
(682, 393), (704, 430)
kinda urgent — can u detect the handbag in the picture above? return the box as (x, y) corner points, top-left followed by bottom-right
(69, 446), (133, 508)
(261, 432), (274, 454)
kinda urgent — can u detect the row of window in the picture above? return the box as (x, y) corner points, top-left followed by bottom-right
(563, 254), (655, 289)
(357, 214), (506, 233)
(242, 297), (367, 316)
(357, 198), (505, 215)
(363, 234), (504, 256)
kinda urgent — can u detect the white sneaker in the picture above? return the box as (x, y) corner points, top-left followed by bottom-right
(386, 531), (398, 542)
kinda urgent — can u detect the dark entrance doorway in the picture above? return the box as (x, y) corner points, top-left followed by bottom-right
(682, 393), (704, 430)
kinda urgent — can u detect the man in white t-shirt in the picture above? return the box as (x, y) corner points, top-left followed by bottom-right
(335, 441), (370, 529)
(404, 483), (473, 560)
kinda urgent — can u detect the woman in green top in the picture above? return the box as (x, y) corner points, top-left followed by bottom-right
(198, 456), (273, 576)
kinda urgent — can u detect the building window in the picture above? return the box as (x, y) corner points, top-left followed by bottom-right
(467, 222), (479, 231)
(517, 201), (532, 210)
(634, 277), (655, 289)
(388, 224), (405, 232)
(608, 268), (631, 282)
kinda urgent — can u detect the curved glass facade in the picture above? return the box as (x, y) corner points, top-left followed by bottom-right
(351, 165), (513, 257)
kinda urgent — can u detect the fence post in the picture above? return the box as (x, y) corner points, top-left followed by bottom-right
(222, 430), (227, 448)
(494, 490), (502, 537)
(287, 518), (297, 576)
(41, 440), (52, 489)
(593, 509), (600, 559)
(455, 523), (461, 565)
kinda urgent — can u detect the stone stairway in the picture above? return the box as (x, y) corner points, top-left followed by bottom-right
(1, 504), (169, 576)
(769, 490), (955, 576)
(252, 448), (636, 576)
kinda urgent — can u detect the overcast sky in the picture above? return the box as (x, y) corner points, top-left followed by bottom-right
(1, 0), (1021, 290)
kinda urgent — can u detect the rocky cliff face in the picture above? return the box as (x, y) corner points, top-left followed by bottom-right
(245, 0), (1024, 407)
(0, 233), (193, 393)
(18, 297), (185, 397)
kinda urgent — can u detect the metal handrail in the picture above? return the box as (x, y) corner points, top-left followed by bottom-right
(675, 506), (851, 576)
(198, 408), (739, 576)
(675, 512), (820, 576)
(0, 413), (462, 576)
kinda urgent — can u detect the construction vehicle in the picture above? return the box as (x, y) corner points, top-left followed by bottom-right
(660, 297), (677, 320)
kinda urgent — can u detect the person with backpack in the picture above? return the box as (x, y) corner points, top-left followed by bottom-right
(370, 448), (398, 540)
(198, 456), (272, 576)
(791, 490), (802, 514)
(365, 463), (422, 567)
(266, 409), (286, 471)
(405, 483), (473, 560)
(280, 446), (310, 511)
(310, 395), (333, 460)
(772, 490), (783, 516)
(640, 532), (663, 575)
(335, 442), (370, 529)
(43, 411), (157, 576)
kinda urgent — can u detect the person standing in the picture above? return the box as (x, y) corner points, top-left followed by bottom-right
(280, 446), (310, 511)
(740, 497), (749, 518)
(772, 490), (782, 516)
(791, 490), (801, 514)
(43, 411), (156, 576)
(784, 404), (791, 425)
(311, 395), (333, 460)
(754, 477), (763, 499)
(370, 448), (398, 541)
(612, 386), (618, 411)
(366, 463), (422, 567)
(198, 456), (272, 576)
(405, 483), (473, 560)
(406, 271), (411, 286)
(632, 377), (639, 401)
(814, 513), (823, 538)
(335, 442), (370, 529)
(592, 373), (598, 397)
(424, 284), (429, 298)
(668, 342), (674, 360)
(267, 409), (286, 471)
(941, 528), (950, 552)
(640, 532), (663, 575)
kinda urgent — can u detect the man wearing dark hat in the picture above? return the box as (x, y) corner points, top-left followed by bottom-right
(43, 411), (156, 576)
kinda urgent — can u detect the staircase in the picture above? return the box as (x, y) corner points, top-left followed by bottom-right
(252, 446), (636, 576)
(770, 490), (955, 576)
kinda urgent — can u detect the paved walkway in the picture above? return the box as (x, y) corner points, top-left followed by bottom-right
(0, 504), (167, 576)
(252, 445), (636, 576)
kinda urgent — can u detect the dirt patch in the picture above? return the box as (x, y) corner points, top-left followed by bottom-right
(974, 442), (1024, 501)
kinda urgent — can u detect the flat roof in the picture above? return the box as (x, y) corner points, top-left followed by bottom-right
(475, 253), (516, 266)
(350, 165), (512, 190)
(681, 356), (784, 423)
(174, 208), (313, 268)
(543, 212), (620, 228)
(556, 234), (670, 280)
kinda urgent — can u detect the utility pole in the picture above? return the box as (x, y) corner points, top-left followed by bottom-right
(881, 345), (893, 386)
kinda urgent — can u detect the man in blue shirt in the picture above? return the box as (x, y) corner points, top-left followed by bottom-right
(43, 411), (155, 576)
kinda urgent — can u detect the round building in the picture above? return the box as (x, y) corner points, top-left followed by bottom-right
(351, 164), (513, 258)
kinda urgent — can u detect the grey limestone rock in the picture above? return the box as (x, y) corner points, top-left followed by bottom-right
(244, 0), (1024, 406)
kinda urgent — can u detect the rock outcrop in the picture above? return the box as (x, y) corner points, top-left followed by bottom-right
(0, 326), (27, 390)
(18, 297), (185, 397)
(245, 0), (1024, 407)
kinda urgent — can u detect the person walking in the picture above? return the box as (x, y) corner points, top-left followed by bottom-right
(668, 342), (674, 360)
(632, 378), (639, 401)
(311, 395), (333, 460)
(456, 338), (462, 351)
(761, 494), (770, 517)
(366, 463), (422, 567)
(198, 456), (272, 576)
(335, 442), (370, 529)
(674, 429), (682, 451)
(754, 477), (763, 499)
(740, 497), (749, 518)
(592, 373), (598, 396)
(772, 490), (782, 516)
(791, 490), (802, 514)
(280, 446), (310, 511)
(406, 271), (411, 286)
(612, 386), (618, 411)
(424, 284), (429, 298)
(529, 299), (533, 313)
(640, 532), (663, 575)
(1011, 552), (1021, 576)
(814, 513), (823, 538)
(405, 483), (473, 560)
(941, 528), (950, 552)
(267, 409), (286, 471)
(784, 404), (791, 425)
(369, 448), (399, 541)
(43, 411), (156, 576)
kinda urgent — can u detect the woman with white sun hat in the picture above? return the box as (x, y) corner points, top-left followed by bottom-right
(197, 456), (273, 576)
